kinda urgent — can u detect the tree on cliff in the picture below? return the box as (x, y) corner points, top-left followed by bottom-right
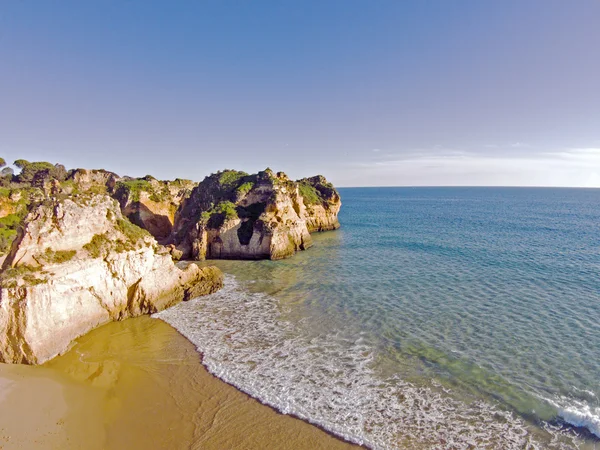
(13, 160), (67, 184)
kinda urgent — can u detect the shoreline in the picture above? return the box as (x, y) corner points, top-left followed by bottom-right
(0, 315), (358, 449)
(155, 316), (366, 449)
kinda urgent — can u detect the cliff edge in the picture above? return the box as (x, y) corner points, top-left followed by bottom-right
(0, 194), (223, 364)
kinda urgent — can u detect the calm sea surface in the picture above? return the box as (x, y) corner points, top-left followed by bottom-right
(156, 187), (600, 449)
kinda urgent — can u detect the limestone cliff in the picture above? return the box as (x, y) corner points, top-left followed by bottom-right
(112, 177), (196, 241)
(298, 175), (341, 232)
(0, 195), (223, 364)
(0, 187), (45, 263)
(59, 169), (196, 241)
(170, 169), (341, 260)
(62, 168), (119, 194)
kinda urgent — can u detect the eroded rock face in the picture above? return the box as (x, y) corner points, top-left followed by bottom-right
(0, 195), (223, 364)
(298, 175), (341, 232)
(65, 168), (119, 193)
(170, 169), (340, 261)
(113, 177), (196, 241)
(59, 170), (196, 242)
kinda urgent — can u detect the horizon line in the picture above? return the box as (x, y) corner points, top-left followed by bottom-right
(336, 185), (600, 189)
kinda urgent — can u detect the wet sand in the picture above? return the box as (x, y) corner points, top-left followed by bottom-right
(0, 316), (358, 449)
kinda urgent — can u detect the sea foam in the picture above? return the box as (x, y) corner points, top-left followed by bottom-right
(154, 276), (587, 449)
(545, 397), (600, 439)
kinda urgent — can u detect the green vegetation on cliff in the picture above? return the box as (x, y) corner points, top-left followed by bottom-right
(200, 201), (239, 228)
(0, 264), (46, 288)
(218, 170), (248, 190)
(43, 248), (77, 264)
(298, 176), (338, 206)
(116, 218), (151, 242)
(298, 182), (321, 205)
(114, 178), (174, 204)
(114, 179), (153, 202)
(236, 181), (255, 196)
(83, 219), (151, 258)
(83, 234), (112, 258)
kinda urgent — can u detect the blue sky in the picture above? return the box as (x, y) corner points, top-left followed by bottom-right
(1, 1), (599, 186)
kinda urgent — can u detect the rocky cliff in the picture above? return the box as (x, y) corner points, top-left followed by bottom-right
(0, 194), (223, 364)
(112, 176), (196, 241)
(170, 169), (341, 260)
(0, 161), (341, 263)
(58, 169), (196, 241)
(297, 175), (341, 232)
(0, 159), (341, 364)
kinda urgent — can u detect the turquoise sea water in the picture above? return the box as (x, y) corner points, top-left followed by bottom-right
(156, 187), (600, 449)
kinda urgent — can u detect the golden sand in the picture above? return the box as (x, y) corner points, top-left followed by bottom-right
(0, 316), (357, 449)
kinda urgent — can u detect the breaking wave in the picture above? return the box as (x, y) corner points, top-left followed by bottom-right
(545, 396), (600, 440)
(154, 276), (594, 449)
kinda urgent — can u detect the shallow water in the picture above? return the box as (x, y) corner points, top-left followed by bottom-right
(156, 187), (600, 449)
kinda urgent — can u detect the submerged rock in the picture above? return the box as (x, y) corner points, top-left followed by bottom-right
(170, 169), (341, 260)
(0, 194), (223, 364)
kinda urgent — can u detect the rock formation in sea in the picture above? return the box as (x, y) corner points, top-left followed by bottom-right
(297, 175), (342, 232)
(169, 168), (341, 260)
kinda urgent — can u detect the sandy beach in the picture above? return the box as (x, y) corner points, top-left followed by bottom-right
(0, 316), (357, 449)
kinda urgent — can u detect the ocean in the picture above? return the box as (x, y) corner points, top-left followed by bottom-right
(155, 187), (600, 449)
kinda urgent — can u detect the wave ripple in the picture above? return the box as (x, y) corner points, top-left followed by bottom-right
(154, 276), (578, 449)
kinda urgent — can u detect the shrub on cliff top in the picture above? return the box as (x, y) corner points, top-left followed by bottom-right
(114, 179), (153, 202)
(298, 182), (322, 205)
(14, 161), (63, 184)
(115, 179), (170, 203)
(217, 170), (248, 190)
(13, 160), (30, 169)
(236, 181), (255, 196)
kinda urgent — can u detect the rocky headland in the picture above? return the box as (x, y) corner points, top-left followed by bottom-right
(0, 159), (341, 364)
(170, 168), (341, 260)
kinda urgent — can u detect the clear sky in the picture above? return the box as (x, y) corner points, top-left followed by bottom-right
(1, 1), (599, 187)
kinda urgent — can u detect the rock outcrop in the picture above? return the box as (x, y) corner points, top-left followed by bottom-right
(297, 175), (341, 232)
(0, 195), (223, 364)
(63, 168), (119, 194)
(112, 177), (196, 241)
(170, 169), (341, 260)
(0, 159), (341, 365)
